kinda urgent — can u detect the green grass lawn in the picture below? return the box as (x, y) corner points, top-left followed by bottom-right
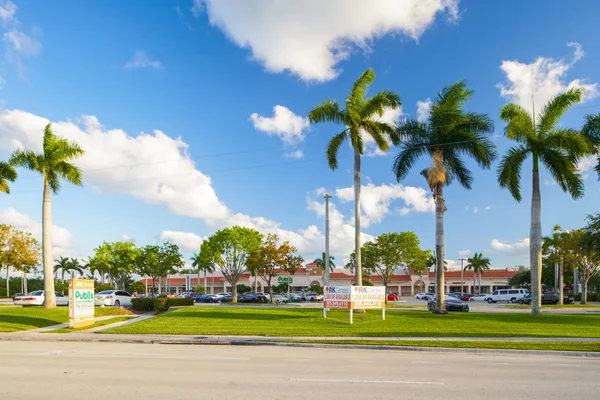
(504, 304), (600, 309)
(45, 316), (137, 333)
(0, 306), (134, 332)
(103, 307), (600, 338)
(282, 340), (600, 352)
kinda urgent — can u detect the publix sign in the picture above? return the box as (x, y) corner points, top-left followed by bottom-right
(69, 279), (95, 328)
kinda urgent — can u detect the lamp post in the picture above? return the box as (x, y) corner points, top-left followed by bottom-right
(324, 193), (332, 287)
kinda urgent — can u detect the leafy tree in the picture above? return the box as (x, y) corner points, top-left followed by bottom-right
(313, 252), (335, 272)
(345, 248), (375, 281)
(192, 247), (215, 296)
(497, 89), (592, 314)
(508, 270), (531, 288)
(542, 224), (577, 303)
(272, 282), (290, 294)
(309, 283), (323, 294)
(0, 161), (17, 194)
(92, 241), (140, 290)
(194, 284), (205, 294)
(577, 213), (600, 303)
(200, 226), (263, 302)
(465, 252), (491, 294)
(393, 81), (495, 313)
(0, 225), (40, 297)
(136, 243), (184, 295)
(407, 248), (433, 294)
(53, 256), (70, 281)
(10, 123), (84, 308)
(247, 234), (303, 303)
(128, 281), (145, 294)
(309, 68), (401, 287)
(236, 284), (252, 294)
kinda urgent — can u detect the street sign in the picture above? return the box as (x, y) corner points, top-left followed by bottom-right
(185, 276), (191, 291)
(68, 279), (95, 329)
(323, 286), (386, 324)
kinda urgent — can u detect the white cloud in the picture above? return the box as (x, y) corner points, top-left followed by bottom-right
(484, 206), (491, 212)
(576, 155), (596, 180)
(0, 0), (17, 22)
(362, 106), (403, 157)
(473, 207), (479, 214)
(416, 98), (432, 122)
(0, 207), (74, 256)
(124, 50), (163, 70)
(250, 105), (309, 145)
(4, 30), (41, 56)
(121, 234), (135, 243)
(498, 42), (598, 110)
(491, 238), (530, 256)
(194, 0), (459, 82)
(445, 259), (459, 271)
(336, 182), (434, 227)
(0, 108), (367, 261)
(159, 231), (204, 252)
(458, 249), (471, 257)
(284, 149), (304, 159)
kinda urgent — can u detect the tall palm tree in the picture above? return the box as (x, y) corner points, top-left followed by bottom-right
(67, 257), (84, 279)
(53, 256), (70, 282)
(191, 251), (215, 293)
(313, 252), (335, 272)
(10, 123), (84, 308)
(465, 252), (491, 294)
(393, 81), (495, 313)
(0, 161), (17, 194)
(582, 113), (600, 179)
(309, 68), (401, 288)
(497, 89), (591, 315)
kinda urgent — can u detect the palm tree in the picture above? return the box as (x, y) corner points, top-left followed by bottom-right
(0, 161), (17, 194)
(582, 113), (600, 179)
(10, 123), (84, 308)
(465, 253), (491, 294)
(67, 258), (84, 279)
(191, 252), (215, 294)
(309, 68), (401, 287)
(497, 89), (592, 315)
(393, 81), (495, 313)
(53, 256), (70, 282)
(313, 252), (335, 272)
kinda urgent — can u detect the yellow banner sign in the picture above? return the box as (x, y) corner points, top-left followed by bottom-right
(69, 279), (95, 329)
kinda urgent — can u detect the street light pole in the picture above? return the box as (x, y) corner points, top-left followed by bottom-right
(324, 193), (332, 287)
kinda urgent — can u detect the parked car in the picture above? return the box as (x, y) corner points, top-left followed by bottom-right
(303, 293), (321, 301)
(214, 292), (233, 302)
(255, 292), (271, 302)
(427, 296), (469, 312)
(238, 293), (268, 303)
(459, 293), (476, 301)
(518, 293), (575, 305)
(387, 293), (399, 301)
(446, 293), (461, 299)
(469, 294), (489, 302)
(285, 293), (302, 303)
(486, 289), (530, 303)
(415, 292), (434, 300)
(13, 291), (69, 306)
(273, 295), (288, 304)
(94, 290), (132, 307)
(190, 293), (219, 303)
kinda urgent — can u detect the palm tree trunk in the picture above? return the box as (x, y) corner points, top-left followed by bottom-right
(530, 161), (542, 315)
(434, 183), (447, 314)
(558, 257), (564, 305)
(473, 271), (477, 294)
(353, 146), (362, 287)
(204, 269), (207, 294)
(581, 278), (588, 304)
(42, 179), (57, 308)
(478, 270), (482, 294)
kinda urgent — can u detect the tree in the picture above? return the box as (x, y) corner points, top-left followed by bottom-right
(465, 253), (491, 294)
(577, 213), (600, 304)
(128, 281), (145, 294)
(313, 252), (335, 272)
(191, 248), (215, 295)
(309, 68), (401, 288)
(136, 243), (184, 296)
(581, 113), (600, 179)
(393, 81), (495, 313)
(200, 226), (263, 302)
(508, 270), (531, 288)
(0, 161), (17, 194)
(542, 224), (576, 304)
(10, 123), (84, 308)
(497, 89), (593, 315)
(66, 258), (84, 279)
(0, 225), (40, 297)
(92, 241), (140, 290)
(53, 256), (70, 282)
(247, 234), (303, 303)
(407, 248), (432, 294)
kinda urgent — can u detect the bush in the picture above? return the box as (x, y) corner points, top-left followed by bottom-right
(587, 293), (597, 302)
(128, 281), (146, 294)
(195, 284), (205, 294)
(95, 283), (115, 293)
(573, 293), (582, 301)
(237, 284), (252, 294)
(131, 297), (194, 312)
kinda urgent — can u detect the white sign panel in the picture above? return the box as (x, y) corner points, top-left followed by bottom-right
(324, 286), (386, 309)
(69, 279), (95, 328)
(324, 286), (352, 309)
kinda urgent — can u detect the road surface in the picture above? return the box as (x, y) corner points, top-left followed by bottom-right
(0, 341), (597, 399)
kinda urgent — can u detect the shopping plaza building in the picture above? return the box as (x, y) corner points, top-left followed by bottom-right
(140, 261), (521, 295)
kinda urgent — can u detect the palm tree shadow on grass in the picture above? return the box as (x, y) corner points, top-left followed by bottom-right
(0, 315), (63, 331)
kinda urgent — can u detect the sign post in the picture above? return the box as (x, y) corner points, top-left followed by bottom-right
(323, 286), (385, 324)
(68, 279), (95, 329)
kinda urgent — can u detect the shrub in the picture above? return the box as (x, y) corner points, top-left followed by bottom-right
(195, 284), (205, 294)
(128, 281), (146, 294)
(95, 283), (115, 293)
(131, 297), (194, 312)
(573, 293), (582, 301)
(587, 293), (597, 302)
(131, 298), (155, 311)
(237, 284), (252, 294)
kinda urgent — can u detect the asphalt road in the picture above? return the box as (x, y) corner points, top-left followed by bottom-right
(0, 341), (597, 399)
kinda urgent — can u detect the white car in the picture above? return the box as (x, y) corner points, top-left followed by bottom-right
(13, 291), (69, 306)
(273, 295), (288, 304)
(94, 290), (132, 307)
(469, 294), (489, 302)
(415, 292), (434, 300)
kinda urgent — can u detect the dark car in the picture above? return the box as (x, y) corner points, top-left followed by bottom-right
(238, 293), (268, 303)
(518, 293), (574, 305)
(190, 294), (219, 303)
(428, 295), (469, 312)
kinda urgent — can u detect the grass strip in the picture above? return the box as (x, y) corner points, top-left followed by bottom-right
(44, 316), (137, 333)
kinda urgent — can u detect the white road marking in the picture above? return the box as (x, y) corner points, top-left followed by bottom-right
(550, 363), (581, 367)
(290, 378), (444, 385)
(410, 361), (442, 364)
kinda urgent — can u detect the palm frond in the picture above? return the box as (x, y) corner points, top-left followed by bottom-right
(362, 121), (390, 152)
(444, 151), (473, 189)
(309, 100), (346, 125)
(359, 90), (401, 119)
(47, 170), (61, 193)
(433, 80), (471, 111)
(50, 137), (85, 162)
(545, 128), (592, 157)
(394, 119), (429, 142)
(392, 134), (431, 182)
(53, 161), (83, 186)
(538, 88), (583, 135)
(326, 130), (348, 170)
(9, 150), (44, 173)
(497, 145), (530, 202)
(539, 147), (584, 200)
(0, 161), (17, 194)
(348, 68), (375, 106)
(500, 103), (535, 142)
(42, 123), (56, 154)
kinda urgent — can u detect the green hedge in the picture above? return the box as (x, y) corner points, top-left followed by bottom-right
(130, 297), (194, 312)
(588, 293), (597, 302)
(573, 293), (582, 301)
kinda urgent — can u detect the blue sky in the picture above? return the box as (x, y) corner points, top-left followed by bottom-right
(0, 0), (599, 270)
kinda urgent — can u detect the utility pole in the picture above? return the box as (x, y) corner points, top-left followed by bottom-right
(324, 193), (332, 287)
(458, 258), (467, 295)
